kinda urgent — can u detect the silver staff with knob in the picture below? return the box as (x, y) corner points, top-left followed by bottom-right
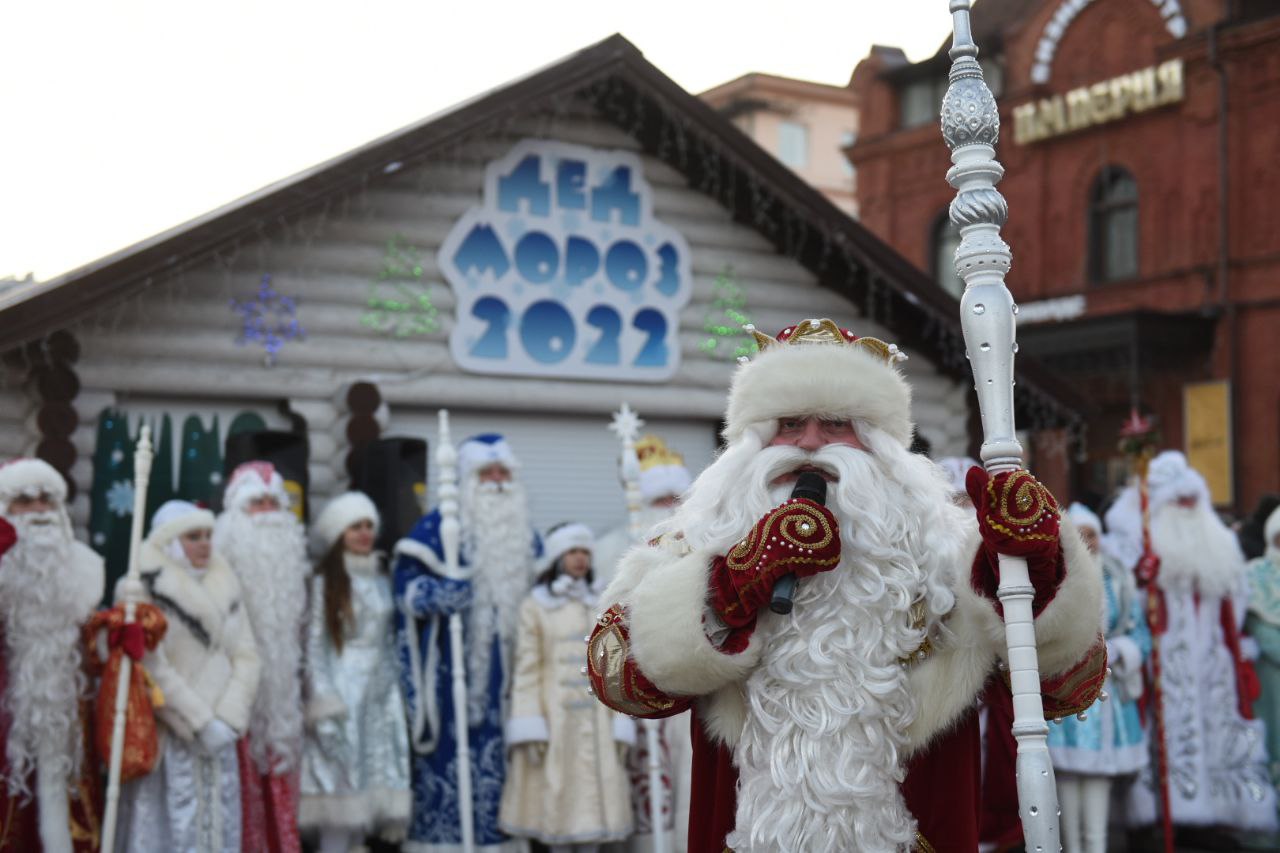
(940, 1), (1060, 848)
(437, 410), (476, 852)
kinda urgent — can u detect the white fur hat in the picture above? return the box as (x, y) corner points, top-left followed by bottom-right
(458, 434), (519, 482)
(0, 458), (67, 505)
(312, 491), (380, 554)
(540, 522), (594, 572)
(725, 319), (912, 446)
(1066, 502), (1102, 535)
(148, 500), (215, 547)
(936, 457), (979, 495)
(222, 461), (291, 513)
(1264, 505), (1280, 556)
(1146, 450), (1210, 512)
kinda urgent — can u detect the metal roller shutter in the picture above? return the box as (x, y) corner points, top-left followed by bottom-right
(386, 407), (719, 538)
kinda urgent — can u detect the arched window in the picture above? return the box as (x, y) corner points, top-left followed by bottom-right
(931, 212), (964, 299)
(1089, 166), (1138, 282)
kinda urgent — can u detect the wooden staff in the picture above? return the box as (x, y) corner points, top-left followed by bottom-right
(100, 423), (154, 853)
(437, 410), (475, 852)
(940, 3), (1059, 848)
(608, 404), (667, 853)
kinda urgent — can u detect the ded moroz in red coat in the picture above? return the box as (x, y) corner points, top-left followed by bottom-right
(587, 492), (1106, 852)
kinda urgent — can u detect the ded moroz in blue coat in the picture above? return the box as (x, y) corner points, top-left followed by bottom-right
(393, 507), (541, 853)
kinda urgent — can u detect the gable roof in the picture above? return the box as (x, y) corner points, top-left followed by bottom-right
(0, 33), (1084, 429)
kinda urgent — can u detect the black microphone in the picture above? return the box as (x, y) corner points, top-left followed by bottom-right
(769, 471), (828, 615)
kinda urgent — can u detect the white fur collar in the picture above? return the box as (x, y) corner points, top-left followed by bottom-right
(343, 551), (382, 577)
(139, 541), (241, 627)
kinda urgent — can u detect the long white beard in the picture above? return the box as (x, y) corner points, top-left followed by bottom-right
(459, 478), (534, 725)
(1151, 501), (1246, 600)
(213, 509), (309, 773)
(0, 513), (87, 796)
(666, 427), (966, 852)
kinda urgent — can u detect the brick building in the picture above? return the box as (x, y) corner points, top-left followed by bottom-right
(849, 0), (1280, 513)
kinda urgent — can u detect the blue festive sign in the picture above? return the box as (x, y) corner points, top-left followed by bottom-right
(439, 140), (692, 381)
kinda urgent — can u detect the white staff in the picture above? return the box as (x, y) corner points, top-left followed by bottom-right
(437, 410), (476, 852)
(608, 403), (667, 853)
(940, 2), (1059, 848)
(100, 424), (154, 853)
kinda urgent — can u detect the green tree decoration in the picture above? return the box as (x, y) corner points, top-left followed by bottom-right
(699, 265), (759, 360)
(178, 413), (223, 505)
(362, 234), (440, 337)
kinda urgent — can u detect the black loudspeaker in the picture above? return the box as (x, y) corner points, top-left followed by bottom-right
(220, 429), (311, 522)
(347, 437), (428, 554)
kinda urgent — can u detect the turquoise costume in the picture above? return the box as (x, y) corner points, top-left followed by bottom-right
(1048, 552), (1150, 775)
(1246, 546), (1280, 797)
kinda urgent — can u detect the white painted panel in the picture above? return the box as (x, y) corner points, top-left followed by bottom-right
(385, 407), (719, 537)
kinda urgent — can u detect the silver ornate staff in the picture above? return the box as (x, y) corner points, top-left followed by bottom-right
(941, 2), (1059, 849)
(608, 403), (667, 853)
(100, 424), (153, 853)
(437, 410), (476, 852)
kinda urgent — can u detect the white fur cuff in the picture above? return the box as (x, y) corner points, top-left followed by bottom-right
(505, 715), (549, 746)
(1030, 515), (1105, 676)
(306, 694), (348, 725)
(624, 546), (762, 696)
(612, 714), (637, 746)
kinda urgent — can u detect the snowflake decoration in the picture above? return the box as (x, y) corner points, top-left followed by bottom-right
(209, 471), (223, 486)
(608, 403), (645, 444)
(230, 274), (305, 366)
(110, 448), (124, 465)
(105, 480), (135, 517)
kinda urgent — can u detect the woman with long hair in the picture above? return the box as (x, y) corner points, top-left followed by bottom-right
(498, 522), (635, 852)
(300, 492), (410, 852)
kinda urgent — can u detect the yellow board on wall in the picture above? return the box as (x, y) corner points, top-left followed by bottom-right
(1183, 381), (1233, 506)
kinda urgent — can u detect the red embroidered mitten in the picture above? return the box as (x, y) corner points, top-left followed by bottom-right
(0, 517), (14, 559)
(710, 498), (841, 628)
(966, 466), (1064, 616)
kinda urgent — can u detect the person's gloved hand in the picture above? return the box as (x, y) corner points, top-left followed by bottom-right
(198, 718), (239, 753)
(966, 466), (1064, 616)
(709, 497), (841, 628)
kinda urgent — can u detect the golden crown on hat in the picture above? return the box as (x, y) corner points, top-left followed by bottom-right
(634, 435), (684, 471)
(741, 318), (908, 365)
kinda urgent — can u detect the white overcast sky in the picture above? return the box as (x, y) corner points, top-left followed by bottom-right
(0, 0), (955, 280)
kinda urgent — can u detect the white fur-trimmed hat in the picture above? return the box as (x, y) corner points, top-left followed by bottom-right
(0, 458), (67, 505)
(222, 460), (291, 513)
(148, 500), (215, 547)
(635, 435), (691, 504)
(725, 318), (913, 446)
(1265, 505), (1280, 557)
(312, 491), (380, 553)
(458, 434), (519, 482)
(539, 522), (593, 572)
(1066, 502), (1102, 535)
(1147, 450), (1210, 512)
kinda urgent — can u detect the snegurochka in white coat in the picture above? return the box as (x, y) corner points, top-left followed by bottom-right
(499, 523), (634, 851)
(300, 492), (411, 853)
(116, 500), (262, 853)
